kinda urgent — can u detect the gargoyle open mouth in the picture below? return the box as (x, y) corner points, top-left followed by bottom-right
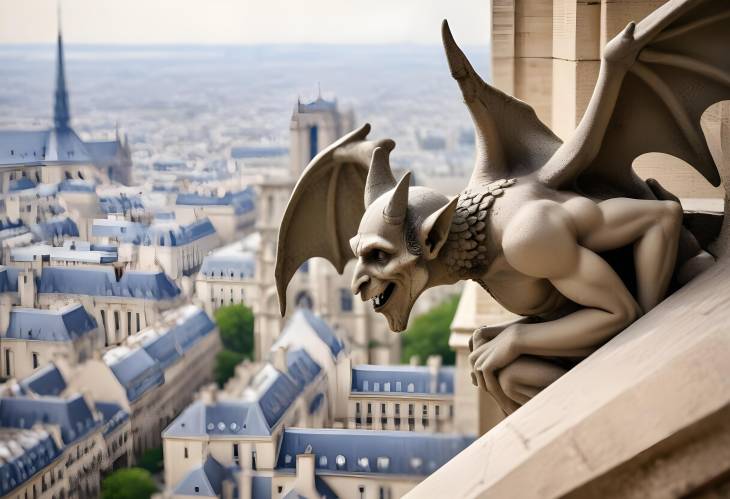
(372, 282), (396, 311)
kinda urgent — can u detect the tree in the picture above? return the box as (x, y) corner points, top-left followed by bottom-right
(101, 468), (157, 499)
(215, 349), (245, 387)
(214, 303), (254, 356)
(137, 446), (163, 474)
(401, 295), (460, 365)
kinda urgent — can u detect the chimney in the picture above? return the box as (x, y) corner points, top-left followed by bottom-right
(295, 453), (318, 497)
(199, 384), (218, 405)
(427, 355), (443, 393)
(409, 355), (420, 366)
(19, 270), (35, 308)
(272, 345), (289, 373)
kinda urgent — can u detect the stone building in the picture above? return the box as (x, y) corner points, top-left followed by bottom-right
(65, 304), (221, 457)
(174, 188), (256, 244)
(343, 357), (456, 433)
(0, 304), (97, 380)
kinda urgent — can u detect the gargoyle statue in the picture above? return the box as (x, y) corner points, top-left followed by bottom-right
(276, 0), (729, 414)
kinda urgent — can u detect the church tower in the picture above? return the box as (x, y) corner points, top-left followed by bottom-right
(289, 93), (355, 179)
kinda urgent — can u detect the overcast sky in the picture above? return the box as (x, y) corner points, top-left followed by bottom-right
(0, 0), (490, 45)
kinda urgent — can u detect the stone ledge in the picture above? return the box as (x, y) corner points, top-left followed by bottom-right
(407, 257), (730, 498)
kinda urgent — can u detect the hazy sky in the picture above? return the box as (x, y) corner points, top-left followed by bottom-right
(0, 0), (491, 45)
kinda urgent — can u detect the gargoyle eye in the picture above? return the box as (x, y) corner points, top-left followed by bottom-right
(366, 249), (390, 264)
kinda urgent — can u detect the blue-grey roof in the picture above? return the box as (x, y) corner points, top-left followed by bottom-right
(57, 179), (95, 193)
(0, 394), (99, 445)
(297, 97), (338, 114)
(351, 365), (455, 395)
(141, 218), (216, 247)
(251, 475), (272, 499)
(8, 177), (36, 191)
(85, 140), (121, 163)
(99, 195), (144, 215)
(0, 428), (62, 497)
(308, 393), (325, 416)
(176, 188), (255, 215)
(95, 402), (129, 436)
(199, 253), (255, 279)
(231, 146), (287, 159)
(38, 267), (180, 300)
(286, 349), (321, 389)
(5, 304), (97, 342)
(290, 310), (343, 358)
(276, 428), (474, 476)
(107, 349), (164, 402)
(0, 267), (19, 293)
(142, 308), (215, 370)
(257, 367), (302, 429)
(31, 216), (79, 242)
(18, 364), (66, 397)
(173, 456), (228, 497)
(163, 400), (271, 438)
(0, 126), (91, 166)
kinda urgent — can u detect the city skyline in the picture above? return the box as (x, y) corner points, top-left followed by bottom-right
(0, 0), (491, 46)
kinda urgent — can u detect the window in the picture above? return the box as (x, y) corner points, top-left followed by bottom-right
(136, 314), (141, 332)
(407, 383), (415, 393)
(395, 381), (402, 392)
(340, 288), (353, 312)
(233, 444), (239, 465)
(127, 312), (132, 336)
(251, 450), (257, 470)
(114, 311), (120, 332)
(194, 487), (199, 493)
(355, 402), (361, 425)
(358, 485), (365, 499)
(5, 349), (12, 376)
(32, 353), (39, 369)
(184, 447), (188, 459)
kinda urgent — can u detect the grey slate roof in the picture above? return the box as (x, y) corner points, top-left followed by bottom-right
(95, 401), (129, 436)
(0, 267), (19, 293)
(175, 187), (255, 215)
(0, 428), (62, 497)
(30, 216), (79, 242)
(163, 400), (271, 438)
(173, 456), (228, 497)
(107, 348), (164, 402)
(38, 267), (180, 300)
(5, 304), (97, 342)
(276, 428), (474, 477)
(286, 348), (321, 390)
(140, 218), (216, 247)
(351, 365), (455, 395)
(256, 365), (302, 429)
(142, 307), (215, 370)
(0, 394), (99, 445)
(18, 364), (67, 397)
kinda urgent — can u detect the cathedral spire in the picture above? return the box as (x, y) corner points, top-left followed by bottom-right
(53, 3), (71, 129)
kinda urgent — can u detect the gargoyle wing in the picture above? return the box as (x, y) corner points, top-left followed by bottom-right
(275, 123), (395, 315)
(539, 0), (729, 198)
(441, 21), (564, 186)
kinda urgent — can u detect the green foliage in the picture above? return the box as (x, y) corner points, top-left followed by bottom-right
(401, 295), (460, 365)
(215, 349), (245, 387)
(137, 446), (163, 474)
(214, 303), (254, 356)
(101, 468), (157, 499)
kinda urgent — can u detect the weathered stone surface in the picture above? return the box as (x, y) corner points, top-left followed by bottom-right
(407, 257), (730, 499)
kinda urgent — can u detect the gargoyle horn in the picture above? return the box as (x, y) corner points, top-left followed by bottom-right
(364, 147), (397, 207)
(383, 171), (411, 225)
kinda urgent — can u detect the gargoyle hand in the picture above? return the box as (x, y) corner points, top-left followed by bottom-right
(469, 322), (524, 414)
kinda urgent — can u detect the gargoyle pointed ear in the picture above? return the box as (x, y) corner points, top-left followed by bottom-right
(364, 147), (396, 207)
(419, 196), (458, 260)
(383, 171), (411, 225)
